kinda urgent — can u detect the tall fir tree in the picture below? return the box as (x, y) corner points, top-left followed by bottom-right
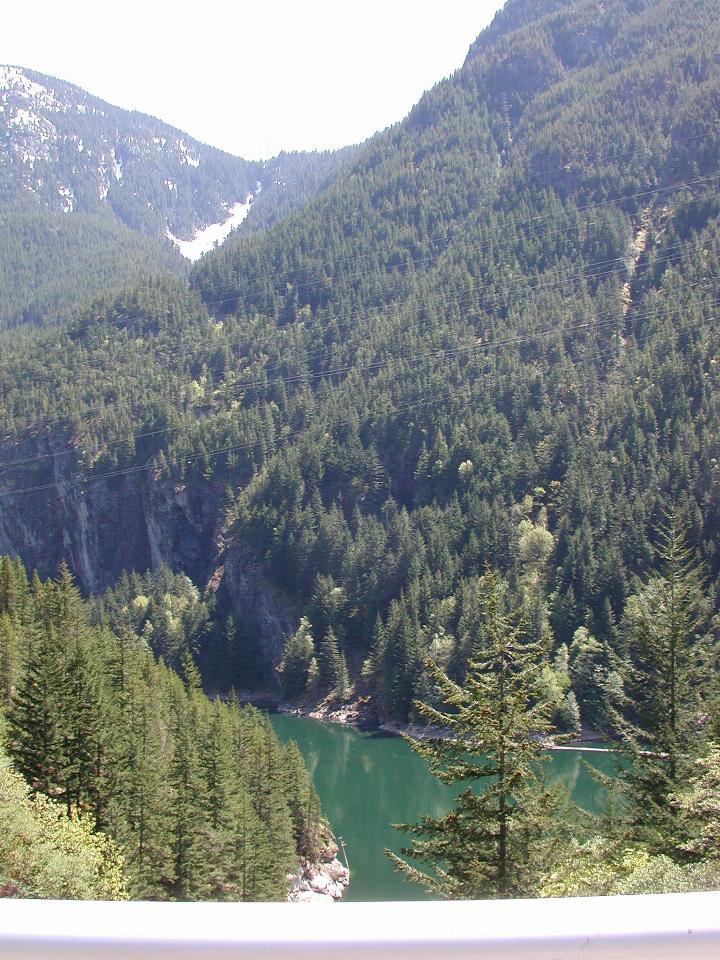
(611, 509), (713, 856)
(387, 570), (570, 898)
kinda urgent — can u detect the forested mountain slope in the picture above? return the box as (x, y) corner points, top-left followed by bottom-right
(0, 0), (718, 725)
(0, 66), (356, 326)
(0, 210), (187, 328)
(0, 557), (329, 900)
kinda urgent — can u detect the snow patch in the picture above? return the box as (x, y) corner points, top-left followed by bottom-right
(110, 147), (122, 181)
(98, 148), (122, 197)
(177, 138), (200, 167)
(58, 185), (74, 212)
(9, 108), (43, 131)
(2, 80), (57, 166)
(0, 66), (59, 111)
(166, 196), (253, 261)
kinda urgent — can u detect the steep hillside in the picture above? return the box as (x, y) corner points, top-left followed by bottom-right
(0, 66), (356, 326)
(0, 557), (330, 900)
(1, 64), (255, 236)
(0, 0), (718, 724)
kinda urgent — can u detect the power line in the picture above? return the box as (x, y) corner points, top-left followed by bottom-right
(191, 128), (718, 300)
(1, 264), (716, 448)
(0, 225), (706, 427)
(0, 303), (712, 501)
(0, 244), (715, 453)
(1, 159), (716, 396)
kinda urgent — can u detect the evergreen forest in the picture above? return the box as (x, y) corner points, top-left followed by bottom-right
(1, 0), (720, 901)
(0, 557), (328, 899)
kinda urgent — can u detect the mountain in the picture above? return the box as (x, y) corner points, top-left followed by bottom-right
(0, 0), (718, 727)
(0, 64), (257, 235)
(0, 65), (357, 326)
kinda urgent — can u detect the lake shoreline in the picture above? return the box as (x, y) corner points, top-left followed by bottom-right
(287, 842), (350, 903)
(270, 711), (618, 901)
(272, 693), (607, 749)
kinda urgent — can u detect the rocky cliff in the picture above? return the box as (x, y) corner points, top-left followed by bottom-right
(0, 434), (293, 672)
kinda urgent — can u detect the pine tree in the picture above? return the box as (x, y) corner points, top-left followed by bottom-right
(317, 627), (342, 693)
(611, 509), (712, 856)
(201, 701), (255, 899)
(282, 739), (326, 859)
(241, 713), (297, 888)
(105, 672), (174, 899)
(7, 620), (70, 802)
(168, 683), (211, 900)
(278, 618), (315, 699)
(387, 570), (569, 898)
(227, 700), (292, 899)
(335, 649), (350, 701)
(227, 783), (279, 900)
(0, 612), (21, 704)
(62, 636), (111, 820)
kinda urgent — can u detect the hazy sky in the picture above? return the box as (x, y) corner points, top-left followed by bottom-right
(0, 0), (504, 159)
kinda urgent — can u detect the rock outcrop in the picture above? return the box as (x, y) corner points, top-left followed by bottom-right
(287, 844), (350, 903)
(0, 433), (293, 671)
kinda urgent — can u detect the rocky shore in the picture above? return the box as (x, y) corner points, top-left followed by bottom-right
(277, 693), (378, 730)
(277, 694), (605, 747)
(287, 842), (350, 903)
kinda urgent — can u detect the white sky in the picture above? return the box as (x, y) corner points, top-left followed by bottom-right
(0, 0), (504, 159)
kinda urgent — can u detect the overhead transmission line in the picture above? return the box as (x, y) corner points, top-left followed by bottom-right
(0, 300), (714, 499)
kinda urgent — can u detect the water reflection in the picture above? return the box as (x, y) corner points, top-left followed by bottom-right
(271, 714), (618, 902)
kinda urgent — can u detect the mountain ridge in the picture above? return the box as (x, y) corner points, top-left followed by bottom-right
(0, 64), (359, 326)
(0, 0), (718, 727)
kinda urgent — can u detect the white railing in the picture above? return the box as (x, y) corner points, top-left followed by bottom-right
(1, 893), (719, 959)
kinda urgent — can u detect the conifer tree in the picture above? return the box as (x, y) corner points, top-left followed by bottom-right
(242, 713), (297, 885)
(0, 556), (321, 902)
(202, 702), (256, 898)
(106, 662), (175, 899)
(387, 570), (568, 898)
(169, 695), (211, 900)
(282, 738), (326, 859)
(278, 618), (315, 698)
(228, 784), (279, 900)
(612, 509), (712, 855)
(201, 700), (287, 899)
(224, 698), (291, 899)
(7, 620), (70, 802)
(317, 627), (342, 693)
(62, 636), (111, 819)
(0, 612), (21, 704)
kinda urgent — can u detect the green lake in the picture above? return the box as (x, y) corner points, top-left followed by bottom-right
(270, 713), (619, 902)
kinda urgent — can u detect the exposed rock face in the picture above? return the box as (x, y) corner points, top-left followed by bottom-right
(278, 696), (379, 731)
(0, 437), (215, 591)
(0, 435), (293, 671)
(287, 854), (350, 903)
(220, 544), (295, 672)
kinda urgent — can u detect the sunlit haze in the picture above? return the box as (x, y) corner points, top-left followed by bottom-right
(0, 0), (504, 159)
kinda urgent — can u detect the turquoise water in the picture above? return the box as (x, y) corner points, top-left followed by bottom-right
(270, 713), (619, 901)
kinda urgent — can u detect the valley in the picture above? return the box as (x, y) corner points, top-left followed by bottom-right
(1, 0), (720, 903)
